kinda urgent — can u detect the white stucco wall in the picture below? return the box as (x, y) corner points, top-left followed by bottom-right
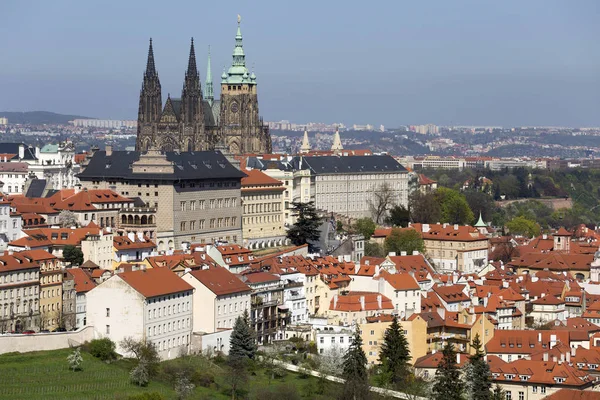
(0, 326), (94, 354)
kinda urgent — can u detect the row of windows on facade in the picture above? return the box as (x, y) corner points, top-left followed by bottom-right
(319, 335), (351, 345)
(243, 201), (282, 214)
(2, 185), (25, 193)
(146, 302), (191, 319)
(180, 198), (238, 211)
(0, 271), (39, 284)
(3, 286), (38, 299)
(100, 181), (238, 189)
(217, 301), (248, 316)
(147, 318), (190, 337)
(1, 299), (37, 317)
(41, 274), (62, 285)
(41, 302), (59, 314)
(180, 216), (238, 232)
(184, 235), (238, 245)
(245, 214), (282, 227)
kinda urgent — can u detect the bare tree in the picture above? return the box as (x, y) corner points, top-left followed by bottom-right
(369, 182), (395, 224)
(59, 210), (79, 228)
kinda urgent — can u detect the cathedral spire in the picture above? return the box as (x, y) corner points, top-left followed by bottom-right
(331, 126), (344, 153)
(205, 45), (214, 104)
(186, 38), (198, 76)
(145, 38), (157, 77)
(224, 15), (251, 84)
(300, 128), (311, 154)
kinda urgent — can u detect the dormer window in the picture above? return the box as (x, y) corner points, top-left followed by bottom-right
(504, 374), (514, 380)
(554, 377), (565, 383)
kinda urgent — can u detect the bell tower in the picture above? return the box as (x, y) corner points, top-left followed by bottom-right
(136, 39), (163, 151)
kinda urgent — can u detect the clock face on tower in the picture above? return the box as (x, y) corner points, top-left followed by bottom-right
(231, 102), (239, 113)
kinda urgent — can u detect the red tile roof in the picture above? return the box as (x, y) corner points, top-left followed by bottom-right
(379, 270), (420, 291)
(329, 291), (393, 312)
(188, 266), (251, 296)
(0, 250), (54, 272)
(114, 235), (156, 251)
(240, 271), (280, 284)
(67, 268), (96, 293)
(117, 267), (193, 298)
(542, 390), (600, 400)
(10, 226), (101, 248)
(241, 169), (284, 188)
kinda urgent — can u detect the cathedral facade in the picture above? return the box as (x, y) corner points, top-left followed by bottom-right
(135, 18), (272, 155)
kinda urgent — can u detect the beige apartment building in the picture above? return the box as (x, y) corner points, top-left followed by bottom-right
(37, 251), (62, 330)
(241, 169), (285, 249)
(78, 148), (245, 252)
(360, 314), (428, 365)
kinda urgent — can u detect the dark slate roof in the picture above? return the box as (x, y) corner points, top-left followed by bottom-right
(247, 157), (293, 172)
(25, 179), (47, 198)
(171, 98), (182, 117)
(292, 155), (407, 175)
(0, 143), (37, 160)
(202, 100), (220, 127)
(78, 150), (246, 181)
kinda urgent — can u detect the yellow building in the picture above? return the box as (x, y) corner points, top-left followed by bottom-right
(241, 169), (286, 250)
(38, 252), (62, 330)
(360, 314), (428, 366)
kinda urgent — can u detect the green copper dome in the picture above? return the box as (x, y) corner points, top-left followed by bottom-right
(224, 16), (255, 85)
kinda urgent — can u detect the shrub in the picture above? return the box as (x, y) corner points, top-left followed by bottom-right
(88, 338), (117, 362)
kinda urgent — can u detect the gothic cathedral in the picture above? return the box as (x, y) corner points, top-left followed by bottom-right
(135, 17), (272, 155)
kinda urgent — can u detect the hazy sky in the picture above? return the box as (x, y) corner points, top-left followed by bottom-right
(1, 1), (599, 127)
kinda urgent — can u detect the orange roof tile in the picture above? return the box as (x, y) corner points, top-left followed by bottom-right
(117, 267), (193, 298)
(188, 267), (251, 296)
(329, 291), (394, 312)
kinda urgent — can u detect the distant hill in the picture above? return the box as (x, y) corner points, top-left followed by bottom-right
(0, 111), (93, 125)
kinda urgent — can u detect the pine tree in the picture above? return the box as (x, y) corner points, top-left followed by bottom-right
(491, 384), (505, 400)
(229, 310), (257, 360)
(340, 327), (370, 400)
(465, 334), (492, 400)
(378, 315), (411, 386)
(431, 343), (464, 400)
(286, 201), (322, 250)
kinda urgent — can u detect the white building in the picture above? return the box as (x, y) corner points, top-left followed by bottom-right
(66, 268), (96, 329)
(281, 272), (307, 324)
(293, 155), (410, 219)
(182, 266), (251, 334)
(315, 325), (353, 355)
(87, 267), (194, 360)
(0, 163), (28, 194)
(0, 194), (23, 248)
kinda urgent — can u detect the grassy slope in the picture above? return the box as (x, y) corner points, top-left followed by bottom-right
(0, 349), (174, 400)
(0, 349), (337, 400)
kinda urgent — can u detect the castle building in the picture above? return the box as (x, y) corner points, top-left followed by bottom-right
(136, 17), (271, 155)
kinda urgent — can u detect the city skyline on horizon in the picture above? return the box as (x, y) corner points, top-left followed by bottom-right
(1, 1), (599, 127)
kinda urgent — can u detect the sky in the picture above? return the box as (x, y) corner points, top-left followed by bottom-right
(1, 0), (599, 127)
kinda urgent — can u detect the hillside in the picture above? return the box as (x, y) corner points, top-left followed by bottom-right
(0, 111), (93, 125)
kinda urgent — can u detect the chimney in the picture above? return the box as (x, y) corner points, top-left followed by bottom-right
(360, 295), (365, 311)
(550, 334), (557, 348)
(543, 352), (549, 362)
(538, 332), (542, 343)
(552, 356), (558, 363)
(502, 281), (509, 288)
(483, 297), (488, 307)
(334, 294), (338, 309)
(400, 251), (407, 256)
(412, 250), (419, 255)
(443, 223), (448, 228)
(566, 351), (571, 364)
(388, 252), (396, 257)
(18, 144), (24, 160)
(571, 347), (576, 357)
(456, 353), (461, 365)
(365, 260), (370, 266)
(543, 234), (548, 240)
(377, 295), (382, 309)
(127, 232), (135, 242)
(106, 145), (112, 156)
(141, 264), (146, 272)
(35, 146), (40, 159)
(560, 353), (565, 364)
(374, 265), (380, 277)
(422, 224), (430, 233)
(454, 224), (459, 230)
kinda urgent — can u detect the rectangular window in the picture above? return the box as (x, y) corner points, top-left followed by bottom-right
(180, 201), (186, 211)
(106, 325), (110, 334)
(106, 308), (110, 317)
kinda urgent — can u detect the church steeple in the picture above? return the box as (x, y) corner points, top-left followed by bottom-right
(204, 45), (214, 105)
(331, 126), (343, 153)
(145, 38), (157, 77)
(300, 128), (311, 154)
(224, 15), (251, 84)
(186, 38), (198, 77)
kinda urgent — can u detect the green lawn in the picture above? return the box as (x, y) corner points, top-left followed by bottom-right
(0, 349), (338, 400)
(0, 349), (174, 400)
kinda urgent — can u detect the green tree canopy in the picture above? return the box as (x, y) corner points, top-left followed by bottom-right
(386, 205), (410, 227)
(340, 327), (370, 400)
(435, 187), (474, 225)
(378, 316), (411, 386)
(431, 343), (463, 400)
(364, 242), (385, 257)
(506, 216), (541, 238)
(229, 310), (257, 361)
(384, 228), (424, 256)
(286, 201), (322, 250)
(63, 245), (83, 266)
(465, 334), (492, 400)
(353, 217), (377, 239)
(409, 191), (441, 224)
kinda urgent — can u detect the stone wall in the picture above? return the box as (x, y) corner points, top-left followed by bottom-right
(0, 326), (95, 354)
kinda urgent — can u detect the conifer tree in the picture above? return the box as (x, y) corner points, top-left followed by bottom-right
(340, 327), (370, 400)
(378, 315), (411, 385)
(491, 384), (505, 400)
(465, 334), (492, 400)
(229, 309), (257, 360)
(287, 201), (322, 250)
(431, 343), (464, 400)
